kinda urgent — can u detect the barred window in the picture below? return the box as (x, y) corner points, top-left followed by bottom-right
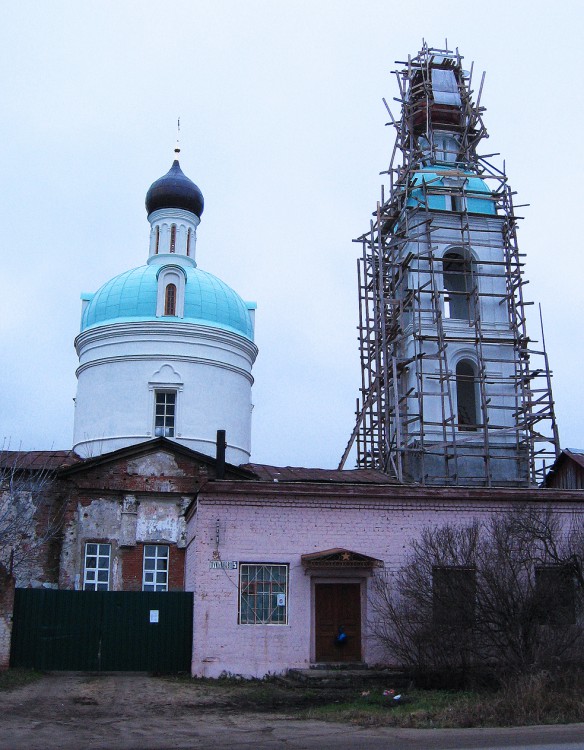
(143, 545), (169, 592)
(154, 391), (176, 437)
(84, 543), (111, 591)
(239, 564), (288, 624)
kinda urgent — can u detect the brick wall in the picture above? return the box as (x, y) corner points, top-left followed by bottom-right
(0, 566), (15, 670)
(121, 544), (184, 591)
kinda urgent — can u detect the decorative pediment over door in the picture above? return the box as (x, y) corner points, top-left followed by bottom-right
(301, 548), (383, 570)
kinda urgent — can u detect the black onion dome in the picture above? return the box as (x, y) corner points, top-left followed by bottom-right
(145, 160), (204, 217)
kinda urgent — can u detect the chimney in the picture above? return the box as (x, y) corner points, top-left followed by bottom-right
(216, 429), (226, 480)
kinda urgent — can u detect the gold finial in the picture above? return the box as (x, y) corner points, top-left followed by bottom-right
(174, 117), (181, 157)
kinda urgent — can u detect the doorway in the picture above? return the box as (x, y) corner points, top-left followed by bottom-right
(314, 582), (361, 662)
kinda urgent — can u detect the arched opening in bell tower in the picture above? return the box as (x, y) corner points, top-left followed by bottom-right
(443, 250), (475, 321)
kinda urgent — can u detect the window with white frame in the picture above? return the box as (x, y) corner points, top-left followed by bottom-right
(84, 543), (111, 591)
(239, 564), (288, 624)
(154, 390), (176, 437)
(143, 544), (169, 591)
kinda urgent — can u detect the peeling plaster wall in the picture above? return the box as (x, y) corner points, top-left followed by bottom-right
(58, 450), (199, 590)
(1, 485), (65, 589)
(0, 567), (15, 670)
(59, 494), (189, 590)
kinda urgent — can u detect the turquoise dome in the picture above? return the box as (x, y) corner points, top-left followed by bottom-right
(81, 265), (254, 340)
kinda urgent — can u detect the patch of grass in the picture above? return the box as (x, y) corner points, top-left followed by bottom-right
(0, 669), (43, 692)
(302, 674), (584, 728)
(301, 689), (479, 728)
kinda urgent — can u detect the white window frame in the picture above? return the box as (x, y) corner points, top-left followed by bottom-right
(239, 563), (289, 625)
(83, 543), (111, 591)
(154, 390), (176, 437)
(143, 544), (170, 592)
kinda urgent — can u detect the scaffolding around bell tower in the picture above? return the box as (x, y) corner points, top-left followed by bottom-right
(340, 43), (560, 486)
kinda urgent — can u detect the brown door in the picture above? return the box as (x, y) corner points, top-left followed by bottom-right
(314, 583), (361, 662)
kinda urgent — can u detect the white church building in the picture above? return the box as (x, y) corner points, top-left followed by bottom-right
(2, 45), (583, 679)
(73, 149), (258, 465)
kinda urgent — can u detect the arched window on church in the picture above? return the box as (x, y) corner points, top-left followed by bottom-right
(443, 251), (474, 321)
(170, 224), (177, 253)
(155, 226), (160, 254)
(186, 228), (191, 256)
(456, 359), (479, 431)
(164, 284), (177, 316)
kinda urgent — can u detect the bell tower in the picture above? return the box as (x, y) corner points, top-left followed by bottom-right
(341, 44), (559, 486)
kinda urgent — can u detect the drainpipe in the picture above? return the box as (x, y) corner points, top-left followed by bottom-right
(216, 430), (226, 480)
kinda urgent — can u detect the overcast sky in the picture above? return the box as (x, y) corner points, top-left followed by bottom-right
(1, 1), (582, 469)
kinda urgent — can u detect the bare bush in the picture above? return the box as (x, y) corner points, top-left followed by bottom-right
(0, 445), (64, 575)
(371, 507), (584, 682)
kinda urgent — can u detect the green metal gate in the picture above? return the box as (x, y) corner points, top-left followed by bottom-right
(10, 589), (193, 672)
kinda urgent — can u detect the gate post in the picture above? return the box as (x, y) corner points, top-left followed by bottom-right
(0, 564), (16, 670)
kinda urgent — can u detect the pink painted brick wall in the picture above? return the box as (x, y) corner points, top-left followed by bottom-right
(186, 487), (584, 678)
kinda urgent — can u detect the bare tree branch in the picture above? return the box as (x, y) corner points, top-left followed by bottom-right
(0, 444), (65, 576)
(370, 507), (584, 683)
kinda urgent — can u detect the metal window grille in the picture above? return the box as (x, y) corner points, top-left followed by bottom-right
(154, 391), (175, 437)
(143, 545), (169, 592)
(239, 564), (288, 624)
(84, 543), (111, 591)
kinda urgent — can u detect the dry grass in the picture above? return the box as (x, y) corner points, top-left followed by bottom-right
(0, 669), (43, 691)
(300, 671), (584, 728)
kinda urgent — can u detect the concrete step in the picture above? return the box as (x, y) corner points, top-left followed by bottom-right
(310, 662), (369, 671)
(285, 667), (409, 689)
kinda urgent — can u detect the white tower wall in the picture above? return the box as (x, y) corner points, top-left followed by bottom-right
(73, 322), (257, 463)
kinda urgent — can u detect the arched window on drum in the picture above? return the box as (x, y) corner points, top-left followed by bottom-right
(164, 283), (177, 316)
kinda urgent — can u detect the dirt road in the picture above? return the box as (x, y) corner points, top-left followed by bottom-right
(1, 673), (584, 750)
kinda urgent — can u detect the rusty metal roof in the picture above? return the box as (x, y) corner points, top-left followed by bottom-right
(241, 463), (399, 484)
(564, 449), (584, 469)
(0, 450), (81, 471)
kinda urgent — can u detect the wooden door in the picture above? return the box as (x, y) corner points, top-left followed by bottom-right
(314, 583), (361, 662)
